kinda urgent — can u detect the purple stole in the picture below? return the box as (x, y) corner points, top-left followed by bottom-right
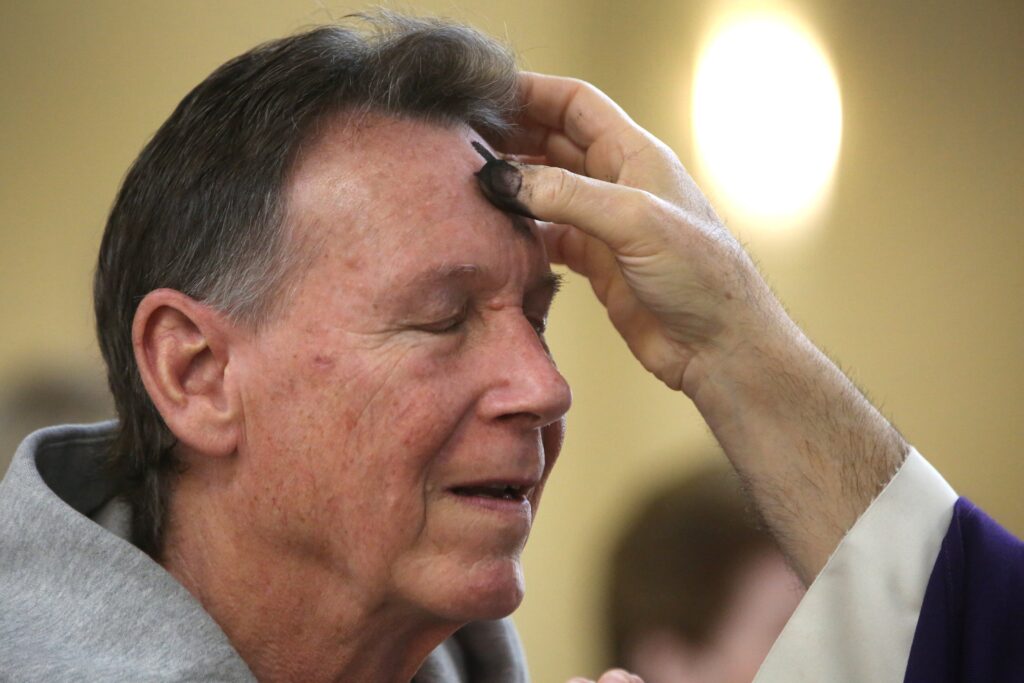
(904, 498), (1024, 682)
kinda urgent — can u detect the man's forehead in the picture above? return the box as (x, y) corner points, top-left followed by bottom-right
(293, 113), (477, 195)
(286, 113), (537, 250)
(282, 113), (549, 298)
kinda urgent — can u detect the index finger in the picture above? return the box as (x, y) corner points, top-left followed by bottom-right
(519, 73), (633, 147)
(503, 73), (642, 158)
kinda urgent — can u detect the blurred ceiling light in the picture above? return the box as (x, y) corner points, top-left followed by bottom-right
(692, 12), (842, 231)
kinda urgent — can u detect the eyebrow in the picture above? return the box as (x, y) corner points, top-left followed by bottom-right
(404, 263), (564, 301)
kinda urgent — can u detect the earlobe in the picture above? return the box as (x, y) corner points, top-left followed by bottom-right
(133, 289), (240, 458)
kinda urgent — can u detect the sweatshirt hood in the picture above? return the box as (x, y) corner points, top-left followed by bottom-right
(0, 422), (254, 681)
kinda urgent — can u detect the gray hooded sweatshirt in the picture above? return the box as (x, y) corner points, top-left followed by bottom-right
(0, 422), (528, 682)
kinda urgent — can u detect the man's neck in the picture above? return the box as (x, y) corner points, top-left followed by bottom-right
(159, 480), (460, 683)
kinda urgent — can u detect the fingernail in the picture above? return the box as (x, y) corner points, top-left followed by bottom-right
(471, 141), (537, 219)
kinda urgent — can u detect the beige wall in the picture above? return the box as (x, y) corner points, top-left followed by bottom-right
(2, 1), (1021, 680)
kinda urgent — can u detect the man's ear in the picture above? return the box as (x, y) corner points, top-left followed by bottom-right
(132, 288), (242, 458)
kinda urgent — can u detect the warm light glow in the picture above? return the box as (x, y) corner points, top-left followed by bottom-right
(692, 13), (842, 230)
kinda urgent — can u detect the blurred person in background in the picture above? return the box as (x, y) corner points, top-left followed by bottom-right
(608, 461), (803, 683)
(0, 368), (113, 476)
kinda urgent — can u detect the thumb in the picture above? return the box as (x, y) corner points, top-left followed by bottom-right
(516, 163), (668, 255)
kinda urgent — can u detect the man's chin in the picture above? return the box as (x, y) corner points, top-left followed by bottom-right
(452, 557), (526, 621)
(406, 555), (525, 622)
(463, 578), (525, 621)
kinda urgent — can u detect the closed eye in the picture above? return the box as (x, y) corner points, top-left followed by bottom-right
(417, 302), (470, 334)
(420, 316), (466, 334)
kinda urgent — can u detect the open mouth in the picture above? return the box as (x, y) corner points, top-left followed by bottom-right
(450, 484), (528, 502)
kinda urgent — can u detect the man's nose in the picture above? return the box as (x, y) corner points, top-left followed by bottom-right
(479, 315), (572, 429)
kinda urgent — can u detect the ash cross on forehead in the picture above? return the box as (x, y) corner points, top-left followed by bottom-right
(471, 141), (537, 236)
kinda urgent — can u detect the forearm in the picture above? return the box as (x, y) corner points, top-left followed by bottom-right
(685, 315), (909, 584)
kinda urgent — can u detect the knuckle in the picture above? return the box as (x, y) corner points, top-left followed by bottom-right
(545, 166), (579, 209)
(584, 80), (619, 109)
(621, 190), (663, 226)
(567, 75), (600, 94)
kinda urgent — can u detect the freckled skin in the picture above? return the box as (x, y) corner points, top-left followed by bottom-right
(162, 116), (572, 682)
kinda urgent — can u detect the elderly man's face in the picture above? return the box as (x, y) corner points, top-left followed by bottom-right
(230, 115), (571, 622)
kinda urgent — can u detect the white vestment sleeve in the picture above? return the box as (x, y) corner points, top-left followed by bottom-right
(753, 448), (958, 682)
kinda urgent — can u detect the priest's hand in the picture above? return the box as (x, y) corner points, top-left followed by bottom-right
(566, 669), (644, 683)
(500, 72), (909, 584)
